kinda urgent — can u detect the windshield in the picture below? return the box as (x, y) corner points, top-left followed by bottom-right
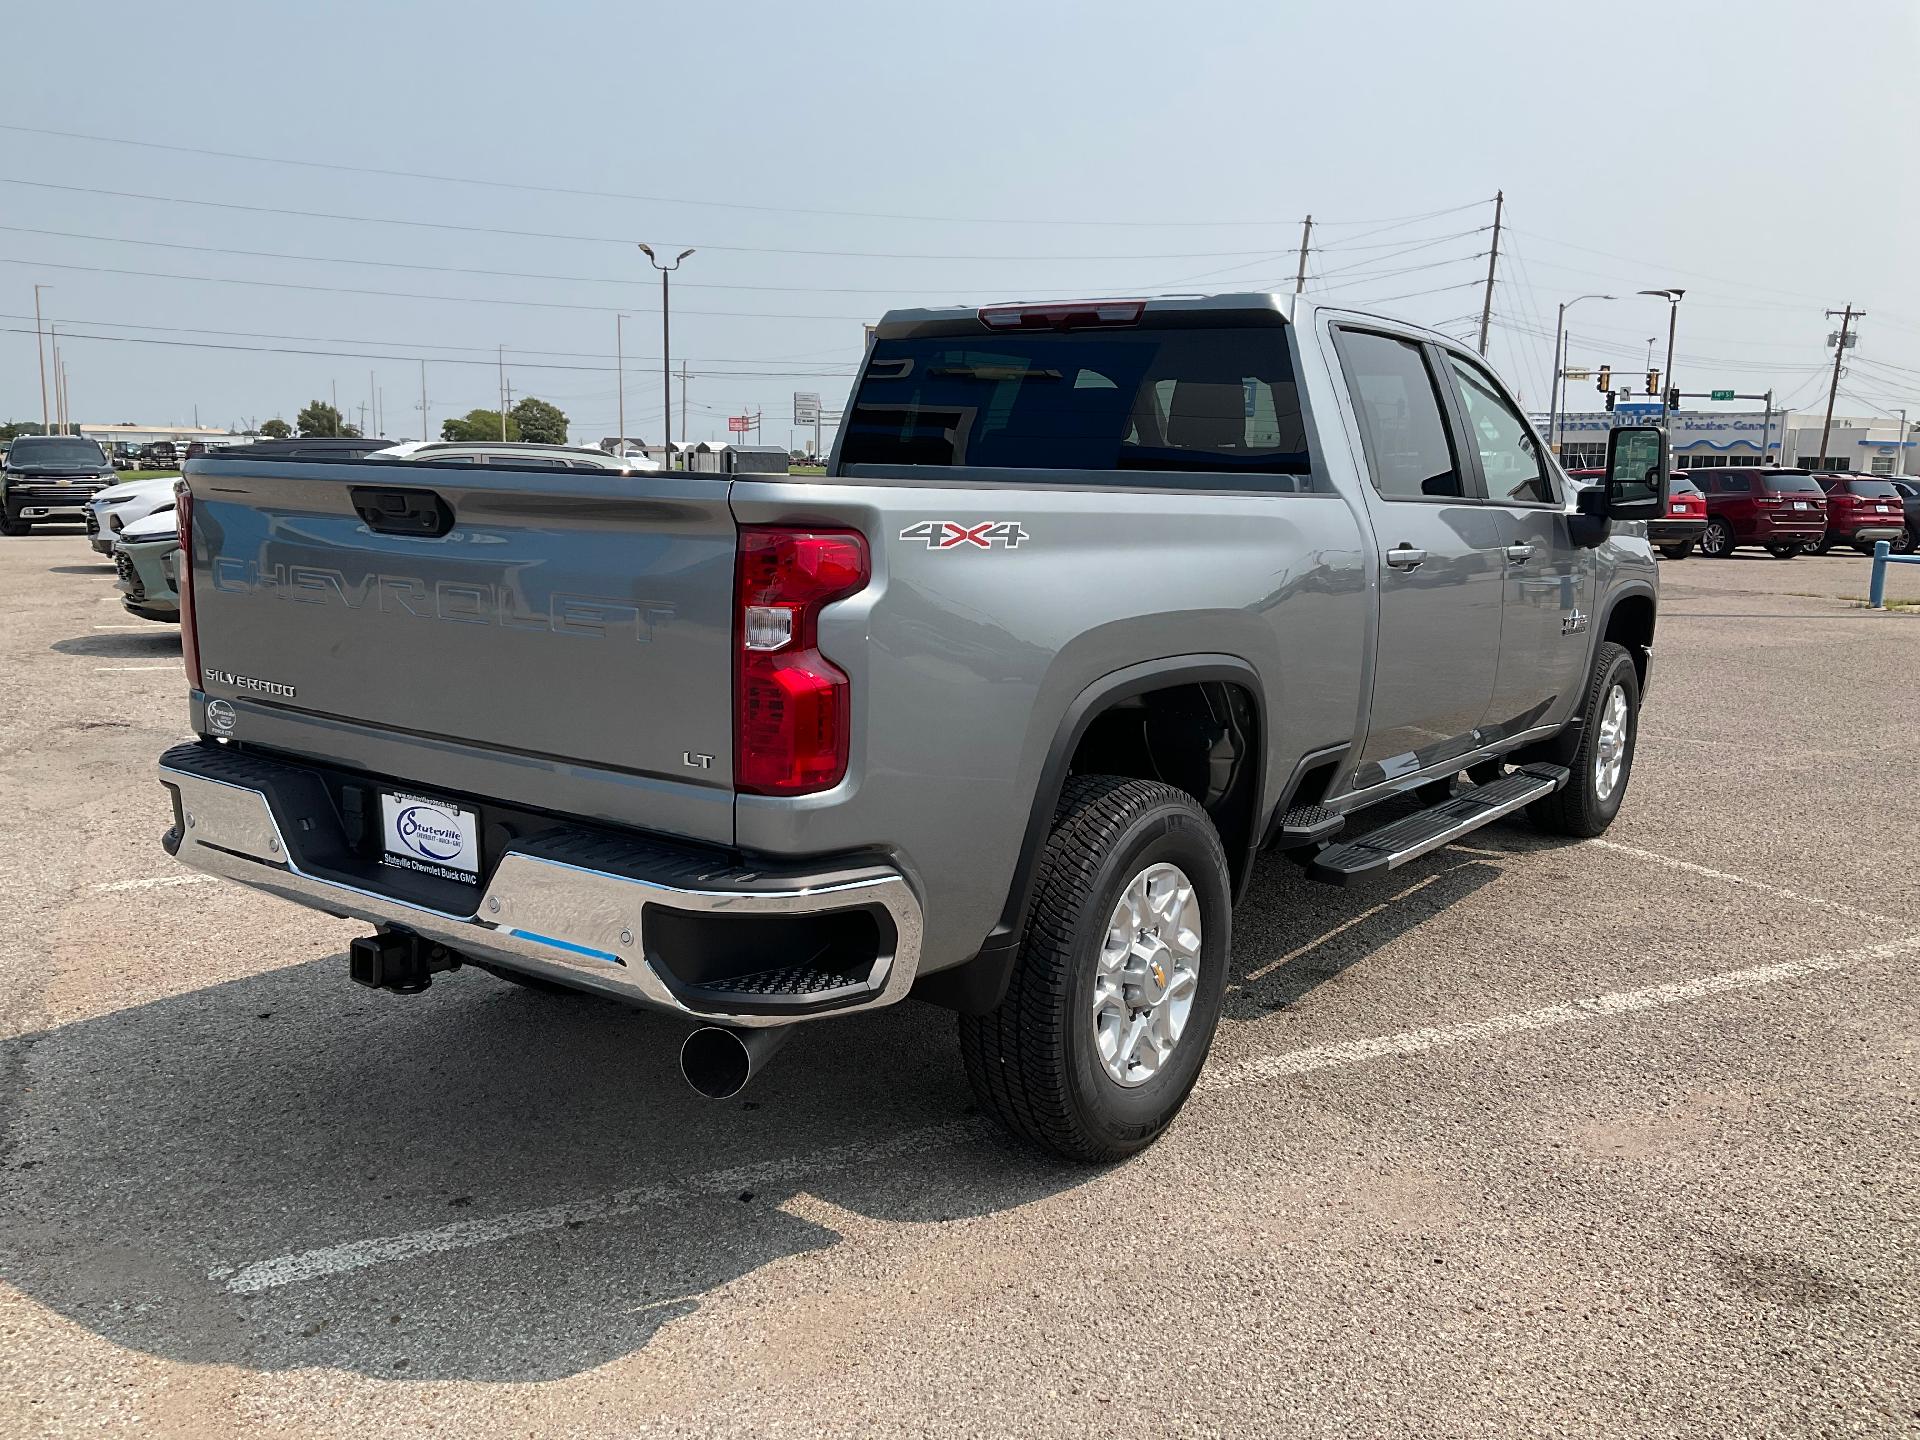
(8, 435), (107, 466)
(841, 324), (1309, 480)
(1764, 473), (1824, 494)
(1845, 479), (1900, 498)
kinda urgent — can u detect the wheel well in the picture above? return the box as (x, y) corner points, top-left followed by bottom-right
(1067, 680), (1260, 894)
(1604, 594), (1654, 685)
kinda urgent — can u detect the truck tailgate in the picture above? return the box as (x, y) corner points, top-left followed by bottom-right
(187, 458), (737, 841)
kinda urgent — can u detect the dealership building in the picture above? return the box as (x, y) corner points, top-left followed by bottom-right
(1540, 404), (1917, 475)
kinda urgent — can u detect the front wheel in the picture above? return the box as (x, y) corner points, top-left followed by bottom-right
(0, 516), (32, 537)
(1892, 528), (1917, 555)
(1658, 542), (1694, 560)
(959, 776), (1231, 1162)
(1699, 518), (1735, 558)
(1807, 534), (1833, 556)
(1528, 641), (1640, 839)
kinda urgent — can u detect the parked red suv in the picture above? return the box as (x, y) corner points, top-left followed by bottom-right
(1567, 469), (1707, 558)
(1693, 468), (1827, 558)
(1808, 473), (1908, 555)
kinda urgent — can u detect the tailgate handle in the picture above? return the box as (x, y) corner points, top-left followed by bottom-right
(350, 487), (453, 538)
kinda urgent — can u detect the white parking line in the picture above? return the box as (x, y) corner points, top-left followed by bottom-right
(93, 874), (218, 894)
(1587, 839), (1896, 924)
(93, 665), (177, 673)
(213, 932), (1920, 1296)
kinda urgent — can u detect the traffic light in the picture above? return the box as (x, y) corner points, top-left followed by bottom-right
(1596, 366), (1611, 394)
(1646, 369), (1660, 396)
(1604, 389), (1617, 413)
(1667, 387), (1682, 411)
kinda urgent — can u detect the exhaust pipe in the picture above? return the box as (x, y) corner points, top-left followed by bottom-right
(679, 1025), (792, 1100)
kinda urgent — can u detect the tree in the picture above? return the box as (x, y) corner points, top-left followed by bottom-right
(441, 409), (518, 442)
(296, 400), (359, 438)
(0, 420), (48, 442)
(260, 417), (293, 439)
(509, 396), (568, 445)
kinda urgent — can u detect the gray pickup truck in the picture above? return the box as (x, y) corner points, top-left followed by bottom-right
(157, 294), (1666, 1161)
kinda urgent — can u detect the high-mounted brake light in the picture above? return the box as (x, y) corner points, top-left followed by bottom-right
(175, 480), (201, 697)
(978, 299), (1146, 331)
(735, 527), (869, 795)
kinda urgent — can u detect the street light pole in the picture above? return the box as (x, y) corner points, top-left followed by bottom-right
(32, 284), (51, 432)
(615, 314), (628, 456)
(639, 245), (695, 468)
(1638, 289), (1685, 433)
(1548, 293), (1615, 455)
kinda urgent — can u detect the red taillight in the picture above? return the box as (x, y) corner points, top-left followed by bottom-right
(978, 299), (1145, 331)
(735, 527), (869, 795)
(175, 480), (201, 694)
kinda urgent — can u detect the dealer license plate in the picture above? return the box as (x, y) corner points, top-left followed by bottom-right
(1793, 501), (1812, 509)
(380, 791), (480, 880)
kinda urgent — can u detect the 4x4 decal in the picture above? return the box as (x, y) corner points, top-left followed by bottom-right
(898, 520), (1029, 551)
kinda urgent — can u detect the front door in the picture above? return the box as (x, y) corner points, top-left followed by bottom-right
(1330, 326), (1504, 788)
(1437, 348), (1591, 740)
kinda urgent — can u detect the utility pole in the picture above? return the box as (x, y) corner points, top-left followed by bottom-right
(369, 371), (377, 438)
(1817, 304), (1861, 472)
(32, 284), (50, 431)
(679, 360), (690, 444)
(615, 314), (627, 454)
(50, 325), (62, 432)
(1476, 190), (1504, 357)
(1293, 215), (1313, 295)
(419, 360), (429, 442)
(1758, 389), (1774, 466)
(497, 346), (507, 439)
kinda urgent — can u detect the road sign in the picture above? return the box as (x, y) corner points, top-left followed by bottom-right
(793, 391), (821, 425)
(1710, 389), (1735, 402)
(1563, 367), (1592, 381)
(728, 415), (752, 434)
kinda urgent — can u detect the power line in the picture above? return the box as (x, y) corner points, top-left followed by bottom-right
(0, 177), (1293, 263)
(5, 122), (1482, 232)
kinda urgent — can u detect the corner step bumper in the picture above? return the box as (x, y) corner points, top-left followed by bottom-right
(1305, 764), (1569, 886)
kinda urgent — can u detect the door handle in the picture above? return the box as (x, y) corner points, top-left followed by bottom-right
(1384, 546), (1427, 570)
(1503, 543), (1535, 564)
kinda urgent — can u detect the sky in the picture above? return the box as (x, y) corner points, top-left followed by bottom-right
(5, 0), (1919, 447)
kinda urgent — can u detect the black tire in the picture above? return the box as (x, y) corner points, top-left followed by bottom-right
(959, 775), (1231, 1163)
(1658, 542), (1693, 560)
(1892, 528), (1916, 556)
(1528, 641), (1640, 839)
(1807, 534), (1832, 556)
(0, 516), (32, 537)
(1765, 542), (1802, 559)
(1699, 517), (1735, 558)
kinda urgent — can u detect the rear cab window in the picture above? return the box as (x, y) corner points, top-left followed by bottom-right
(840, 321), (1310, 484)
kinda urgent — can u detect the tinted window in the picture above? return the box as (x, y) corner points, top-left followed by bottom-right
(1763, 473), (1824, 494)
(1442, 352), (1552, 504)
(1721, 475), (1752, 493)
(1335, 331), (1462, 500)
(1845, 479), (1900, 498)
(1671, 475), (1702, 496)
(8, 435), (108, 466)
(840, 326), (1307, 479)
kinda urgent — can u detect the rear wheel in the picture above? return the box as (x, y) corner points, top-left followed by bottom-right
(1699, 518), (1735, 558)
(1765, 542), (1803, 559)
(1528, 642), (1639, 839)
(959, 775), (1231, 1163)
(1658, 542), (1694, 560)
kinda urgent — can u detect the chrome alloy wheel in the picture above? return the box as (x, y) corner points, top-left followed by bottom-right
(1593, 682), (1630, 802)
(1092, 862), (1202, 1087)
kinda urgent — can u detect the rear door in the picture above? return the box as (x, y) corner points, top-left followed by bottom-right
(1330, 325), (1503, 786)
(1436, 346), (1589, 740)
(187, 456), (739, 840)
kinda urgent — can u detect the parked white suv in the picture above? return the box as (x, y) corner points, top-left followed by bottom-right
(87, 477), (179, 555)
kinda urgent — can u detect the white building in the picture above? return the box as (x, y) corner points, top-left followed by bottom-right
(76, 423), (235, 447)
(1540, 404), (1916, 475)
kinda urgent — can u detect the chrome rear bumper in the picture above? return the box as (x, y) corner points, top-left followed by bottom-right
(158, 745), (922, 1027)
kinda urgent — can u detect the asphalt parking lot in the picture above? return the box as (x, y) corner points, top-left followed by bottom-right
(2, 530), (1916, 1439)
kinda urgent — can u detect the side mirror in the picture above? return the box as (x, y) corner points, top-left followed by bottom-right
(1604, 424), (1668, 522)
